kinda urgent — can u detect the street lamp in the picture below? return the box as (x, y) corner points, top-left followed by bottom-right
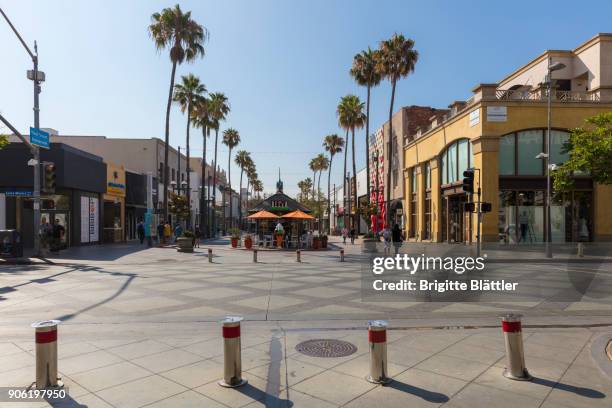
(170, 180), (176, 192)
(543, 59), (566, 258)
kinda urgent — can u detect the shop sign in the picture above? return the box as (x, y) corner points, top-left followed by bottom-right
(80, 196), (99, 243)
(107, 182), (125, 196)
(30, 127), (50, 149)
(486, 106), (507, 122)
(4, 191), (33, 197)
(469, 108), (480, 127)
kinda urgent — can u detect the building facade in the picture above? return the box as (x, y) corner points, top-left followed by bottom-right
(402, 33), (612, 243)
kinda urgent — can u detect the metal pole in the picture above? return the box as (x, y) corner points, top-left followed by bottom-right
(366, 320), (391, 384)
(33, 51), (41, 257)
(546, 59), (553, 258)
(476, 169), (481, 258)
(32, 320), (62, 388)
(501, 313), (531, 381)
(218, 316), (247, 388)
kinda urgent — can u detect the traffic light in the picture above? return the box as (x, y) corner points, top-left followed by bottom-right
(481, 202), (492, 213)
(464, 202), (475, 212)
(462, 169), (474, 193)
(43, 163), (56, 193)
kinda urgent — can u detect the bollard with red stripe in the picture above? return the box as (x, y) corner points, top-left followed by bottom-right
(340, 249), (345, 262)
(218, 316), (247, 388)
(501, 313), (532, 381)
(32, 320), (63, 388)
(366, 320), (391, 384)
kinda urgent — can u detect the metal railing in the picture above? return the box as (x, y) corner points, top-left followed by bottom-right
(495, 89), (600, 102)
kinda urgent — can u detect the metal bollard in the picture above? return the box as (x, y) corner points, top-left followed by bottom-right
(501, 313), (532, 381)
(340, 249), (345, 262)
(32, 320), (63, 388)
(208, 248), (213, 263)
(577, 243), (584, 257)
(366, 320), (391, 384)
(296, 250), (301, 262)
(218, 316), (247, 388)
(253, 249), (258, 263)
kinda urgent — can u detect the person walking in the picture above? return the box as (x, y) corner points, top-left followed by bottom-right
(350, 227), (356, 245)
(51, 219), (65, 253)
(174, 223), (183, 243)
(157, 221), (165, 245)
(382, 226), (391, 255)
(137, 219), (145, 244)
(194, 226), (201, 248)
(392, 223), (403, 255)
(164, 221), (172, 244)
(341, 227), (348, 244)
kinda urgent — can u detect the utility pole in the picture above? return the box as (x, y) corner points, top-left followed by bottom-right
(1, 8), (44, 256)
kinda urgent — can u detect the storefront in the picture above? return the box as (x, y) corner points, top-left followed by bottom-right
(103, 163), (125, 243)
(125, 171), (148, 241)
(0, 143), (106, 248)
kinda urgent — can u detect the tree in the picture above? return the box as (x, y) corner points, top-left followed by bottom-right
(553, 112), (612, 192)
(323, 134), (344, 233)
(173, 73), (206, 228)
(168, 191), (190, 222)
(149, 4), (207, 219)
(235, 150), (252, 228)
(192, 96), (213, 234)
(309, 157), (318, 200)
(0, 134), (7, 150)
(375, 33), (418, 227)
(351, 47), (381, 205)
(297, 178), (313, 202)
(208, 92), (230, 235)
(337, 94), (366, 228)
(222, 128), (240, 229)
(253, 179), (264, 199)
(315, 153), (329, 233)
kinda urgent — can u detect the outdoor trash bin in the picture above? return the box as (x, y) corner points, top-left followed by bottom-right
(0, 229), (23, 258)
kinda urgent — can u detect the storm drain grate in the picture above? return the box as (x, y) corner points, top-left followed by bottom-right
(295, 339), (357, 358)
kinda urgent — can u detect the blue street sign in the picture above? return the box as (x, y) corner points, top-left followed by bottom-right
(30, 127), (50, 149)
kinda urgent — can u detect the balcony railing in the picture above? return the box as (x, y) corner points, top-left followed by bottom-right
(495, 89), (600, 102)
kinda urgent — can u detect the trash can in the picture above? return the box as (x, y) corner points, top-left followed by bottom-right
(0, 229), (23, 258)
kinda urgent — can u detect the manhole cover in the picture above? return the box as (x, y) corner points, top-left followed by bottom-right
(295, 339), (357, 358)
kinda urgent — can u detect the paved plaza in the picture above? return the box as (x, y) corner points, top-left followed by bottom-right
(1, 237), (611, 407)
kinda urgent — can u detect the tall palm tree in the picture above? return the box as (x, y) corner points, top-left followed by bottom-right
(222, 128), (240, 229)
(253, 179), (263, 199)
(323, 134), (344, 233)
(309, 157), (318, 201)
(149, 5), (207, 219)
(337, 95), (366, 228)
(173, 74), (206, 229)
(315, 153), (329, 233)
(192, 96), (212, 234)
(351, 48), (382, 205)
(208, 92), (230, 235)
(234, 150), (251, 228)
(375, 33), (418, 227)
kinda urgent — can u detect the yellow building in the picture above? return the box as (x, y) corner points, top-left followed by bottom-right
(103, 163), (126, 242)
(403, 33), (612, 244)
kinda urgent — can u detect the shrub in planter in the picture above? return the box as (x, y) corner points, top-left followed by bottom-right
(362, 231), (379, 253)
(229, 227), (240, 248)
(176, 236), (194, 253)
(244, 234), (253, 249)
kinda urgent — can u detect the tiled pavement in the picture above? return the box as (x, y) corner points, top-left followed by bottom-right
(1, 237), (611, 406)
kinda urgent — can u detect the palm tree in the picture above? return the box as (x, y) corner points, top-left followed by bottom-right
(234, 150), (252, 228)
(315, 153), (329, 233)
(337, 95), (366, 228)
(149, 5), (207, 219)
(253, 179), (263, 199)
(375, 33), (418, 227)
(208, 92), (230, 235)
(309, 157), (318, 200)
(351, 48), (382, 205)
(222, 128), (240, 229)
(192, 96), (213, 234)
(173, 74), (206, 229)
(323, 134), (344, 233)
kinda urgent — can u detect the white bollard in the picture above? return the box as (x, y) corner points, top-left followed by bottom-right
(577, 243), (584, 257)
(32, 320), (63, 388)
(340, 249), (345, 262)
(501, 313), (532, 381)
(366, 320), (391, 384)
(218, 316), (247, 388)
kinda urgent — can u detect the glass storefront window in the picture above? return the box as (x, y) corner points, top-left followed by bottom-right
(517, 130), (543, 175)
(498, 191), (516, 243)
(458, 139), (469, 178)
(550, 130), (569, 166)
(425, 162), (431, 190)
(441, 155), (447, 185)
(499, 134), (515, 175)
(447, 143), (457, 182)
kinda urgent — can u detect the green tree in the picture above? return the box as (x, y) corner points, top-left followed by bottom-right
(0, 134), (8, 150)
(208, 92), (230, 234)
(309, 157), (319, 200)
(234, 150), (252, 227)
(297, 178), (313, 202)
(192, 96), (213, 232)
(315, 153), (329, 233)
(375, 33), (418, 226)
(553, 112), (612, 192)
(323, 134), (344, 233)
(149, 4), (207, 219)
(168, 191), (190, 221)
(350, 47), (381, 205)
(173, 73), (206, 228)
(222, 128), (240, 228)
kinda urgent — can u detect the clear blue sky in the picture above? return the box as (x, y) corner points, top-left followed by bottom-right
(2, 0), (610, 196)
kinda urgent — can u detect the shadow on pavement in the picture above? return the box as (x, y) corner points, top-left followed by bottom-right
(532, 377), (606, 398)
(235, 383), (293, 408)
(385, 380), (449, 403)
(46, 394), (88, 407)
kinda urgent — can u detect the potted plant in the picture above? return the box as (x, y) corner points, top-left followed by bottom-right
(320, 234), (328, 248)
(244, 234), (253, 249)
(177, 230), (194, 253)
(229, 227), (240, 248)
(275, 231), (284, 248)
(362, 230), (379, 253)
(312, 235), (320, 249)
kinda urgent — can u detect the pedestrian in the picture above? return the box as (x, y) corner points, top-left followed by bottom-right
(392, 223), (403, 255)
(382, 226), (391, 255)
(341, 227), (348, 244)
(137, 219), (145, 244)
(350, 227), (356, 245)
(174, 223), (183, 242)
(157, 221), (165, 245)
(164, 221), (172, 244)
(51, 219), (65, 253)
(194, 226), (201, 248)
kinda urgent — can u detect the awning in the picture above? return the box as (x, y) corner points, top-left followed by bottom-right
(281, 210), (315, 220)
(247, 210), (280, 219)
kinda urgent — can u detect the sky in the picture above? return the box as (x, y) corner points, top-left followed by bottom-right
(1, 0), (611, 197)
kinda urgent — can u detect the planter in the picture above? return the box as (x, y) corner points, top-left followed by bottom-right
(231, 238), (238, 248)
(312, 237), (320, 250)
(362, 238), (379, 253)
(276, 235), (283, 248)
(321, 236), (328, 248)
(176, 237), (194, 253)
(244, 237), (252, 249)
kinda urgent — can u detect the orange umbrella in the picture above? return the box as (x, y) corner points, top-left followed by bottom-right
(247, 210), (280, 219)
(281, 210), (315, 219)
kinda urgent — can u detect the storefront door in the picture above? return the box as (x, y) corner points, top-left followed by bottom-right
(443, 194), (468, 243)
(41, 211), (70, 249)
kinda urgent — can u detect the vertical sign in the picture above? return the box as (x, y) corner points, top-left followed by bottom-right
(80, 196), (90, 243)
(80, 196), (99, 243)
(89, 197), (99, 242)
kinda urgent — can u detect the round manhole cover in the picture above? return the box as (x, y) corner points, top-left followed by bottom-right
(295, 339), (357, 358)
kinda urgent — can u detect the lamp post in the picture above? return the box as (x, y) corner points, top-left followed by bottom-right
(170, 180), (177, 193)
(544, 59), (566, 258)
(181, 180), (189, 228)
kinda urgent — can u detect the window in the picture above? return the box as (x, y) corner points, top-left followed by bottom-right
(550, 130), (569, 166)
(499, 134), (515, 175)
(410, 167), (417, 238)
(158, 163), (164, 179)
(440, 139), (472, 186)
(171, 168), (176, 182)
(498, 130), (569, 175)
(447, 143), (457, 182)
(424, 163), (432, 240)
(517, 130), (543, 175)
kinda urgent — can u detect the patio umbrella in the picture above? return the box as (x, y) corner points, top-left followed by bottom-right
(281, 210), (314, 220)
(248, 211), (280, 239)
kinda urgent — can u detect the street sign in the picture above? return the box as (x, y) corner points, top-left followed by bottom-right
(30, 127), (50, 149)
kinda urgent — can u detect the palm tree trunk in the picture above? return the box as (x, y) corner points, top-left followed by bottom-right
(386, 78), (397, 228)
(317, 170), (322, 233)
(227, 148), (232, 229)
(312, 172), (316, 200)
(238, 167), (244, 230)
(163, 60), (177, 221)
(212, 128), (219, 237)
(365, 84), (371, 207)
(352, 127), (357, 232)
(186, 104), (191, 230)
(343, 129), (349, 229)
(327, 155), (333, 234)
(200, 126), (207, 236)
(245, 177), (250, 215)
